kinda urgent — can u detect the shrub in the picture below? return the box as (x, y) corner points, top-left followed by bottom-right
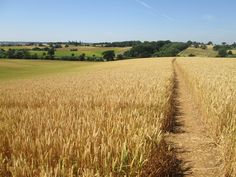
(188, 54), (196, 57)
(218, 48), (227, 57)
(228, 50), (233, 55)
(102, 50), (115, 61)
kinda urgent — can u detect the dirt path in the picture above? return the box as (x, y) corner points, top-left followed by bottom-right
(168, 61), (220, 176)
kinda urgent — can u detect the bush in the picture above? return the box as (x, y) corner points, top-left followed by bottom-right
(102, 50), (115, 61)
(5, 49), (31, 59)
(188, 54), (196, 57)
(218, 48), (227, 57)
(79, 53), (86, 61)
(117, 54), (124, 60)
(47, 47), (55, 59)
(70, 48), (78, 51)
(32, 47), (42, 51)
(228, 51), (233, 55)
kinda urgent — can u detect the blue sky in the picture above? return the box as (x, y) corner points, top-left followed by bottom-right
(0, 0), (236, 43)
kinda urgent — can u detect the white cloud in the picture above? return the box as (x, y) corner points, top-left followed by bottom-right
(135, 0), (152, 9)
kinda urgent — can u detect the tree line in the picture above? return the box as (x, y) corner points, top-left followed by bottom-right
(1, 40), (235, 61)
(121, 41), (189, 58)
(213, 42), (236, 57)
(0, 48), (116, 62)
(94, 41), (142, 47)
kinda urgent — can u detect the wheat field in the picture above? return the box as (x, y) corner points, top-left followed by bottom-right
(1, 58), (235, 177)
(176, 58), (236, 176)
(0, 58), (176, 177)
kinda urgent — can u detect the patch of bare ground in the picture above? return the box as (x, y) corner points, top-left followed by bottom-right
(167, 59), (220, 177)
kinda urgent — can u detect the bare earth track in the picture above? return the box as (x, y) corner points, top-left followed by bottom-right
(167, 60), (220, 177)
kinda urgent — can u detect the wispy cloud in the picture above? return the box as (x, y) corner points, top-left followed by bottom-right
(203, 14), (215, 21)
(135, 0), (175, 21)
(136, 0), (152, 9)
(161, 14), (175, 21)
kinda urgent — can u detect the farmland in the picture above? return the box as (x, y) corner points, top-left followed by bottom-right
(0, 58), (235, 177)
(0, 46), (131, 58)
(0, 58), (176, 176)
(0, 59), (103, 81)
(179, 46), (218, 57)
(176, 58), (236, 176)
(0, 59), (101, 80)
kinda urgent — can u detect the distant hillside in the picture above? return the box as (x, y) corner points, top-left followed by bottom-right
(179, 45), (218, 57)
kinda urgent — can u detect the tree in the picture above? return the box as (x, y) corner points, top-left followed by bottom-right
(0, 49), (6, 58)
(14, 50), (25, 58)
(207, 41), (213, 45)
(218, 48), (227, 57)
(47, 47), (55, 59)
(102, 50), (115, 61)
(79, 53), (86, 61)
(222, 42), (227, 46)
(228, 50), (233, 55)
(117, 54), (124, 60)
(153, 42), (188, 57)
(232, 42), (236, 48)
(194, 43), (199, 48)
(31, 53), (38, 59)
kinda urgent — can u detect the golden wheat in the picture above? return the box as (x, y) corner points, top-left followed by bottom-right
(0, 58), (175, 177)
(176, 58), (236, 176)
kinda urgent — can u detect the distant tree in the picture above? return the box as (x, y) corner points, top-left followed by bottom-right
(43, 47), (49, 51)
(213, 45), (221, 51)
(188, 54), (196, 57)
(218, 48), (227, 57)
(32, 47), (41, 51)
(0, 49), (6, 58)
(47, 47), (55, 59)
(232, 42), (236, 48)
(14, 50), (25, 58)
(117, 54), (124, 60)
(222, 42), (227, 46)
(187, 40), (193, 46)
(70, 48), (78, 51)
(54, 44), (62, 48)
(31, 53), (38, 59)
(71, 53), (75, 57)
(228, 50), (233, 55)
(194, 43), (199, 48)
(102, 50), (115, 61)
(49, 43), (54, 48)
(7, 49), (15, 58)
(154, 42), (188, 57)
(79, 53), (86, 61)
(207, 41), (213, 45)
(65, 44), (69, 48)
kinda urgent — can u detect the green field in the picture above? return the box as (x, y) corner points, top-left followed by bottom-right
(179, 46), (218, 57)
(0, 59), (99, 80)
(0, 46), (131, 58)
(230, 49), (236, 54)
